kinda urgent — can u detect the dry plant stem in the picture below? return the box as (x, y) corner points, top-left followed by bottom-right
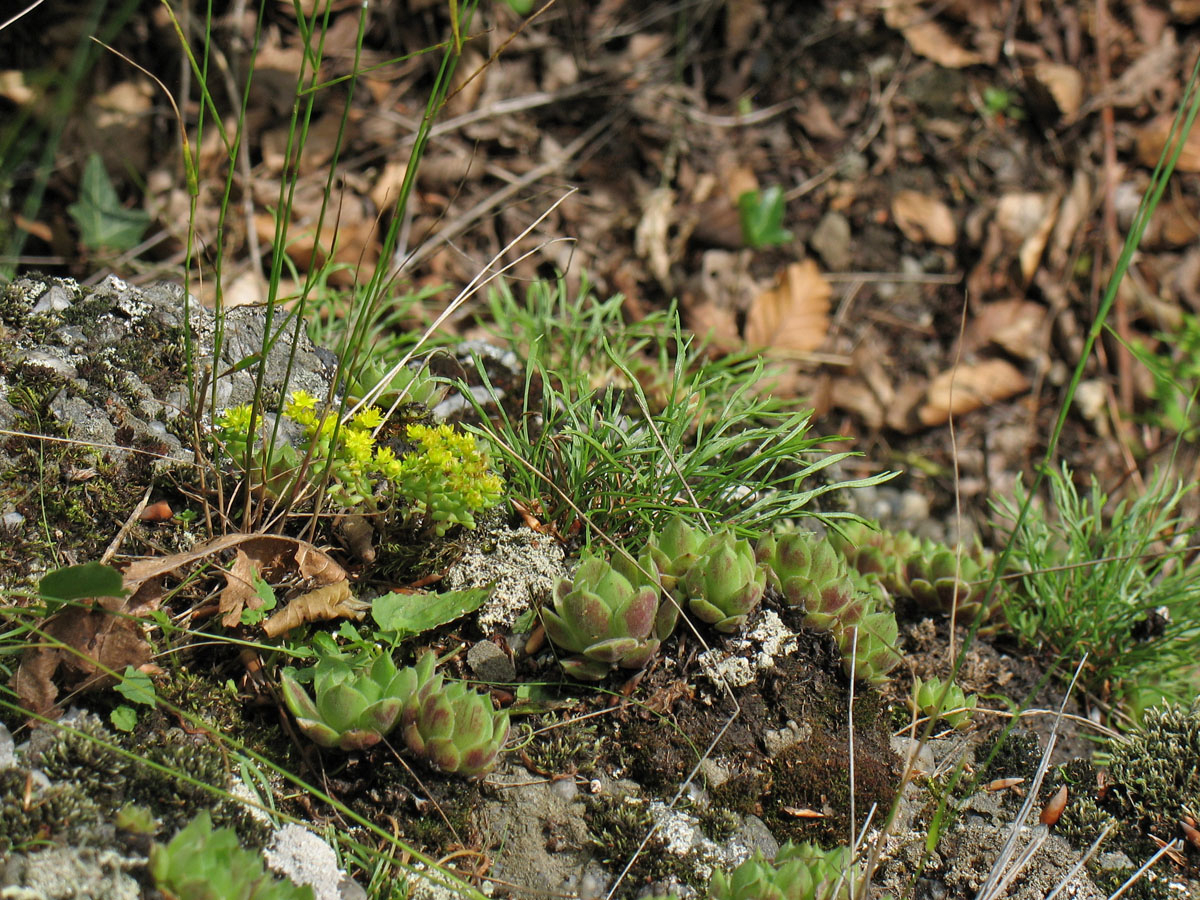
(1043, 824), (1115, 900)
(100, 483), (153, 565)
(785, 48), (907, 203)
(0, 0), (46, 31)
(972, 657), (1086, 900)
(1108, 841), (1185, 900)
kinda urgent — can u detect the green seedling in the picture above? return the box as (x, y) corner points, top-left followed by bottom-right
(738, 185), (793, 249)
(68, 153), (151, 253)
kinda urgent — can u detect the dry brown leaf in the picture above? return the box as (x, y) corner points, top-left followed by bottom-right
(996, 192), (1059, 282)
(725, 0), (766, 51)
(892, 190), (958, 246)
(965, 300), (1047, 358)
(220, 549), (263, 628)
(829, 377), (885, 429)
(262, 582), (368, 638)
(744, 260), (832, 354)
(635, 186), (677, 289)
(884, 4), (983, 68)
(1032, 62), (1084, 118)
(724, 165), (760, 205)
(1049, 170), (1091, 271)
(13, 594), (153, 718)
(1137, 114), (1200, 172)
(685, 300), (742, 355)
(121, 533), (347, 609)
(918, 359), (1030, 426)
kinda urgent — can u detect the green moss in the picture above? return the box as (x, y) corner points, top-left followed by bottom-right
(584, 794), (707, 892)
(0, 768), (102, 853)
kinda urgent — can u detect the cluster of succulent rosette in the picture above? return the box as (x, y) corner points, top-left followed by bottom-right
(828, 521), (1002, 631)
(541, 520), (905, 685)
(213, 391), (503, 535)
(280, 649), (508, 778)
(910, 675), (978, 730)
(648, 840), (873, 900)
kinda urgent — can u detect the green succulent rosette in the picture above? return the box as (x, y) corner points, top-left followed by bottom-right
(543, 550), (678, 680)
(648, 518), (707, 593)
(911, 675), (977, 730)
(901, 538), (999, 628)
(399, 652), (510, 778)
(827, 520), (916, 597)
(833, 609), (902, 685)
(708, 841), (860, 900)
(680, 530), (766, 633)
(280, 651), (409, 751)
(757, 531), (867, 632)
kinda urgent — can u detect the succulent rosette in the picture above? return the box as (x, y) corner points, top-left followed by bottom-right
(280, 651), (409, 751)
(833, 609), (902, 685)
(680, 530), (766, 633)
(648, 518), (707, 593)
(542, 550), (678, 680)
(901, 539), (999, 627)
(708, 841), (860, 900)
(911, 675), (977, 730)
(827, 521), (916, 597)
(399, 652), (510, 778)
(757, 532), (866, 632)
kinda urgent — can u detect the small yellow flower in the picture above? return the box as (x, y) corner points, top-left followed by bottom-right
(353, 406), (384, 430)
(343, 429), (375, 464)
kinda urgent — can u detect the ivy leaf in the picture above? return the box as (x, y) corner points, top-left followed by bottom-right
(110, 705), (137, 732)
(115, 665), (157, 707)
(67, 153), (150, 252)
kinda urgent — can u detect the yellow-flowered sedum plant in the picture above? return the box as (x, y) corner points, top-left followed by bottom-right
(213, 391), (503, 535)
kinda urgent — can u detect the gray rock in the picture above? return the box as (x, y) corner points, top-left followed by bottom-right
(467, 639), (516, 683)
(265, 824), (366, 900)
(810, 211), (853, 271)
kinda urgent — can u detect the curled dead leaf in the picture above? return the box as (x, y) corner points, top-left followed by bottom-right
(1040, 785), (1068, 825)
(892, 190), (957, 246)
(13, 593), (153, 718)
(883, 4), (984, 69)
(1137, 114), (1200, 172)
(918, 359), (1031, 427)
(984, 777), (1025, 792)
(1031, 62), (1083, 119)
(744, 260), (831, 354)
(261, 581), (367, 638)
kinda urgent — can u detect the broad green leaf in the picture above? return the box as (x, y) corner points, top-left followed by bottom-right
(40, 561), (127, 609)
(372, 587), (491, 637)
(67, 153), (150, 252)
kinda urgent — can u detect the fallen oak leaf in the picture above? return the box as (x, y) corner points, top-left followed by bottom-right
(744, 259), (831, 354)
(261, 581), (367, 638)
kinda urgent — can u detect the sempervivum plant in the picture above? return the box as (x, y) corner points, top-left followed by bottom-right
(648, 518), (707, 594)
(827, 520), (916, 596)
(901, 538), (999, 628)
(399, 652), (510, 778)
(707, 841), (862, 900)
(833, 608), (902, 685)
(680, 530), (766, 633)
(542, 550), (679, 680)
(756, 532), (867, 632)
(911, 675), (977, 730)
(280, 650), (409, 751)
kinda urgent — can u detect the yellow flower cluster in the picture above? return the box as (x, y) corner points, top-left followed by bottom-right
(214, 391), (503, 535)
